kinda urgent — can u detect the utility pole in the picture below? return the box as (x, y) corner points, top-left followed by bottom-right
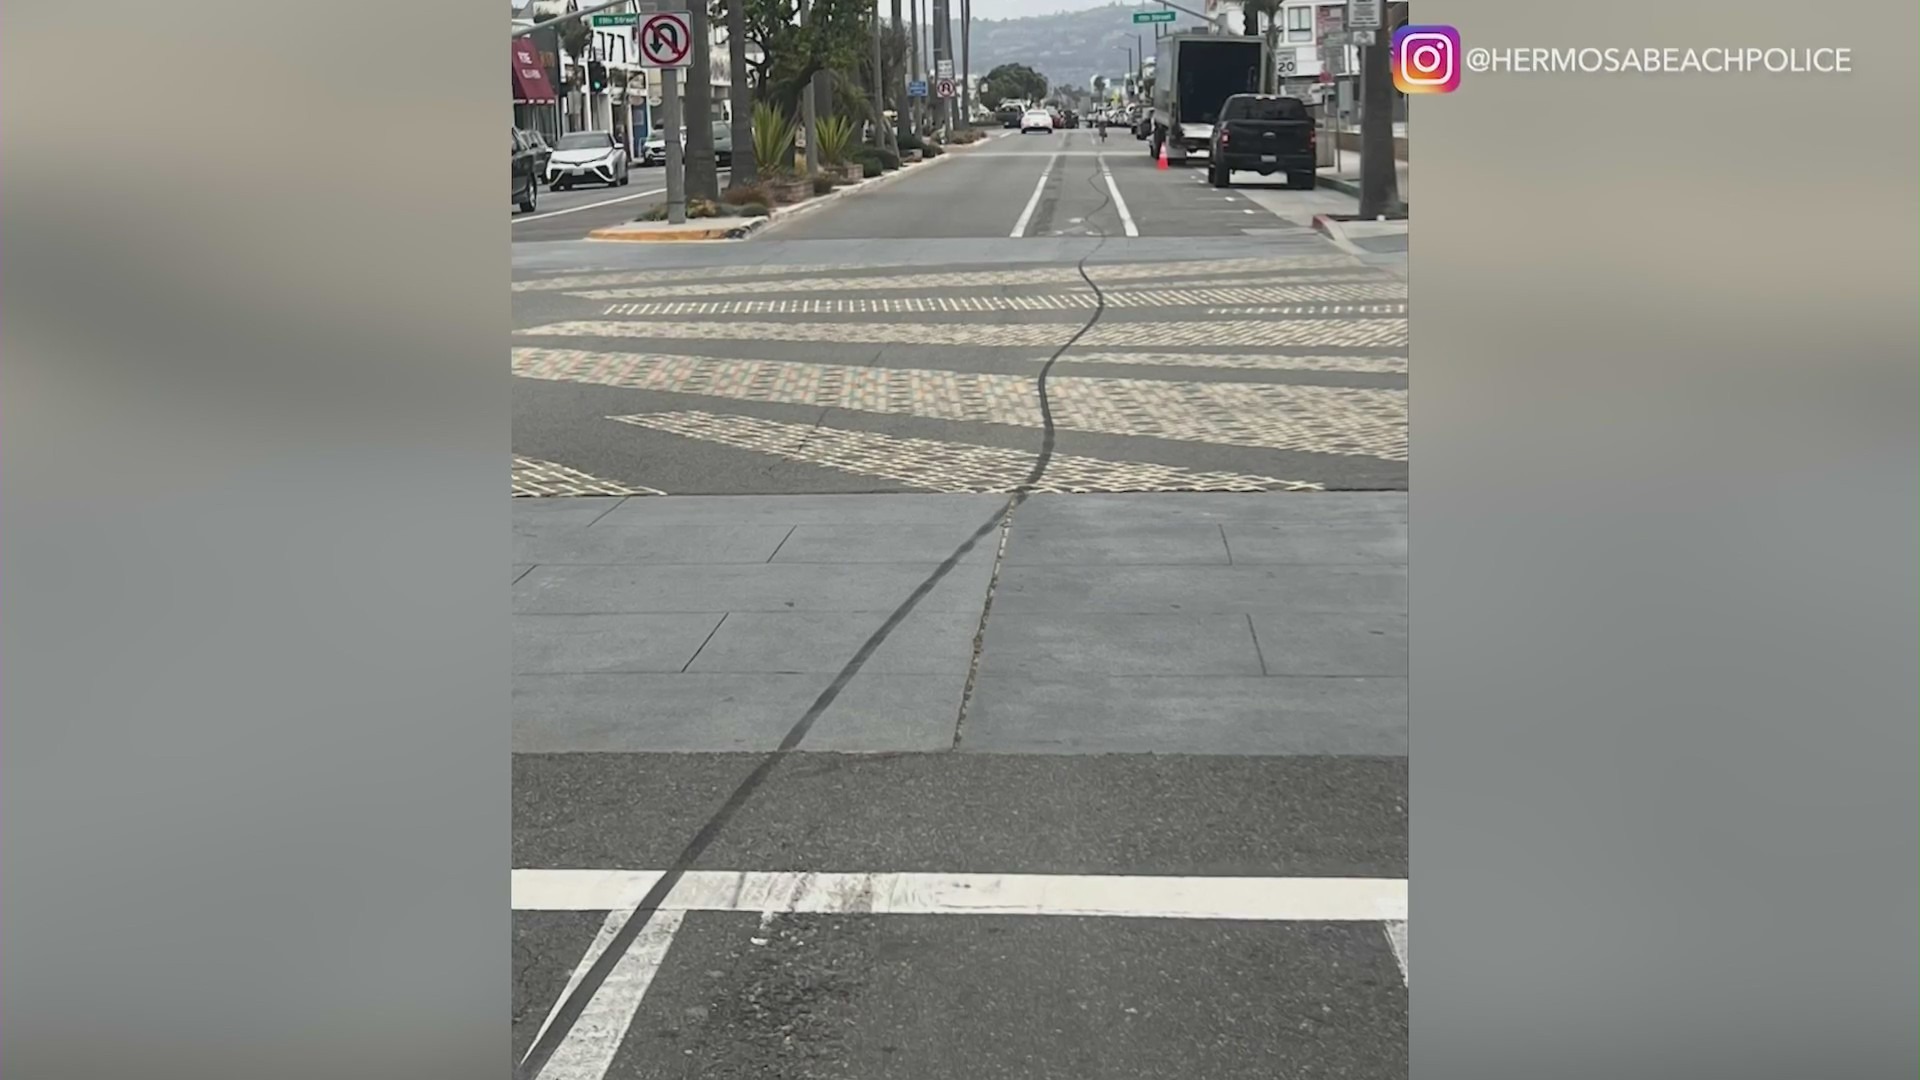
(799, 0), (819, 175)
(1357, 23), (1400, 216)
(958, 0), (971, 129)
(909, 0), (922, 133)
(871, 0), (890, 150)
(893, 0), (911, 145)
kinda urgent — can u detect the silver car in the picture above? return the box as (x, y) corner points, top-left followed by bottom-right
(545, 131), (629, 190)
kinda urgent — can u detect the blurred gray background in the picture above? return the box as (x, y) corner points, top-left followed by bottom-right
(1, 0), (1912, 1077)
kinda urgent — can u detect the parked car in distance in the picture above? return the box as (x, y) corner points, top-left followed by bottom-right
(710, 120), (734, 169)
(1020, 108), (1055, 134)
(1207, 93), (1316, 189)
(998, 104), (1024, 128)
(511, 128), (539, 212)
(520, 129), (553, 179)
(546, 130), (629, 190)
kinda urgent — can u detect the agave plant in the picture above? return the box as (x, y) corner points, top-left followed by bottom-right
(815, 115), (855, 165)
(751, 102), (797, 178)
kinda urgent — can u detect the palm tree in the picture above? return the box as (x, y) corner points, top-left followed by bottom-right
(726, 0), (757, 183)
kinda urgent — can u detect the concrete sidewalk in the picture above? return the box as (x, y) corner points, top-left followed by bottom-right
(1317, 152), (1411, 203)
(513, 492), (1408, 756)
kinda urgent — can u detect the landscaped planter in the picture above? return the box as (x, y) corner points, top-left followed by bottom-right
(903, 149), (923, 163)
(769, 178), (812, 204)
(836, 162), (864, 184)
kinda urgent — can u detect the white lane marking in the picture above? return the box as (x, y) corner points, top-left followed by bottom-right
(1384, 921), (1407, 983)
(513, 870), (1408, 921)
(515, 187), (666, 224)
(527, 909), (685, 1080)
(1010, 152), (1060, 238)
(1098, 156), (1139, 238)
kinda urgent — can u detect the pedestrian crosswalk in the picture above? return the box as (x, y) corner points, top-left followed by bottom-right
(511, 252), (1407, 497)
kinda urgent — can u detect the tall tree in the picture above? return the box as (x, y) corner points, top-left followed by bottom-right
(892, 0), (910, 143)
(726, 0), (757, 183)
(686, 1), (720, 199)
(958, 0), (970, 127)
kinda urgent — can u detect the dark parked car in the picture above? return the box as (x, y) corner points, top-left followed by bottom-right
(511, 128), (539, 212)
(521, 128), (553, 179)
(1207, 93), (1316, 190)
(998, 104), (1023, 128)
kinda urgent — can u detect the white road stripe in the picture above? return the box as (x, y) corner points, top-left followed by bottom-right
(512, 870), (1408, 921)
(514, 187), (667, 224)
(1010, 152), (1060, 238)
(1099, 156), (1138, 238)
(527, 909), (684, 1080)
(1385, 921), (1408, 983)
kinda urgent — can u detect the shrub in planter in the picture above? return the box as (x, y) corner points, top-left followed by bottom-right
(859, 158), (882, 178)
(922, 143), (943, 158)
(811, 174), (836, 196)
(897, 131), (926, 153)
(721, 182), (772, 206)
(877, 148), (902, 170)
(816, 115), (856, 167)
(738, 203), (771, 218)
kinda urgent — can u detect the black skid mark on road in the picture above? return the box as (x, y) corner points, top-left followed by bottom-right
(515, 165), (1120, 1080)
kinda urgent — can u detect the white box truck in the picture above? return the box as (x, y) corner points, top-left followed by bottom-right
(1149, 32), (1268, 165)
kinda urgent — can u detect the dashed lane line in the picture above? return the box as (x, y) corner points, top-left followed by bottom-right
(1011, 151), (1061, 238)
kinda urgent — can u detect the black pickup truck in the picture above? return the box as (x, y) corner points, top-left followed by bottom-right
(1207, 94), (1316, 190)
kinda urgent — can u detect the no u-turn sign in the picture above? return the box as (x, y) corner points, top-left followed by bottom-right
(638, 12), (692, 68)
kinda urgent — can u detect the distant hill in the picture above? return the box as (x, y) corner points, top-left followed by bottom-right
(947, 3), (1211, 99)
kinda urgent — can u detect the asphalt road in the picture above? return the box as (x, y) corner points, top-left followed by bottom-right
(512, 164), (729, 243)
(512, 123), (1409, 1079)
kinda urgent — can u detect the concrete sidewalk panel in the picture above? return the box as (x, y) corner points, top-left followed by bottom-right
(514, 558), (995, 614)
(511, 523), (794, 565)
(591, 493), (1005, 527)
(513, 613), (728, 675)
(513, 671), (964, 752)
(771, 523), (997, 564)
(1250, 612), (1408, 677)
(991, 564), (1406, 615)
(961, 675), (1407, 755)
(1003, 522), (1232, 566)
(1014, 492), (1406, 527)
(978, 613), (1264, 677)
(685, 610), (980, 675)
(1221, 521), (1408, 565)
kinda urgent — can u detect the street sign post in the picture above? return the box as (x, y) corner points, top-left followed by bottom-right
(935, 77), (956, 99)
(935, 58), (954, 78)
(908, 80), (929, 98)
(1347, 0), (1382, 31)
(591, 13), (637, 25)
(637, 12), (693, 67)
(1133, 10), (1175, 23)
(636, 12), (694, 225)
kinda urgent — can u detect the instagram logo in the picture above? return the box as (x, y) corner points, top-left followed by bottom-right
(1393, 25), (1462, 93)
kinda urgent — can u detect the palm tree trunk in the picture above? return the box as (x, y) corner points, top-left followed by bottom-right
(685, 1), (719, 199)
(728, 0), (756, 183)
(958, 0), (970, 128)
(892, 0), (910, 145)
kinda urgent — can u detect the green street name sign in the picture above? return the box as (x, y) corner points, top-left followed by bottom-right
(591, 13), (639, 25)
(1133, 10), (1176, 23)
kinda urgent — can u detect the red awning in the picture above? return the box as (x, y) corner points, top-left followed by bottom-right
(512, 38), (556, 105)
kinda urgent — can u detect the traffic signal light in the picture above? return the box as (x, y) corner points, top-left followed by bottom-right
(588, 61), (607, 93)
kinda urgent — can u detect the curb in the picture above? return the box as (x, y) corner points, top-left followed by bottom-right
(1318, 173), (1361, 199)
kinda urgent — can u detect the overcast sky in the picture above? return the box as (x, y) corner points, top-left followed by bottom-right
(969, 0), (1128, 20)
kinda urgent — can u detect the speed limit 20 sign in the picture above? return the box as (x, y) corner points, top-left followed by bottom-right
(638, 12), (692, 68)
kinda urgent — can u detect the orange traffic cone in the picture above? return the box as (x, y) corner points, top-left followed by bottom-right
(1157, 139), (1169, 170)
